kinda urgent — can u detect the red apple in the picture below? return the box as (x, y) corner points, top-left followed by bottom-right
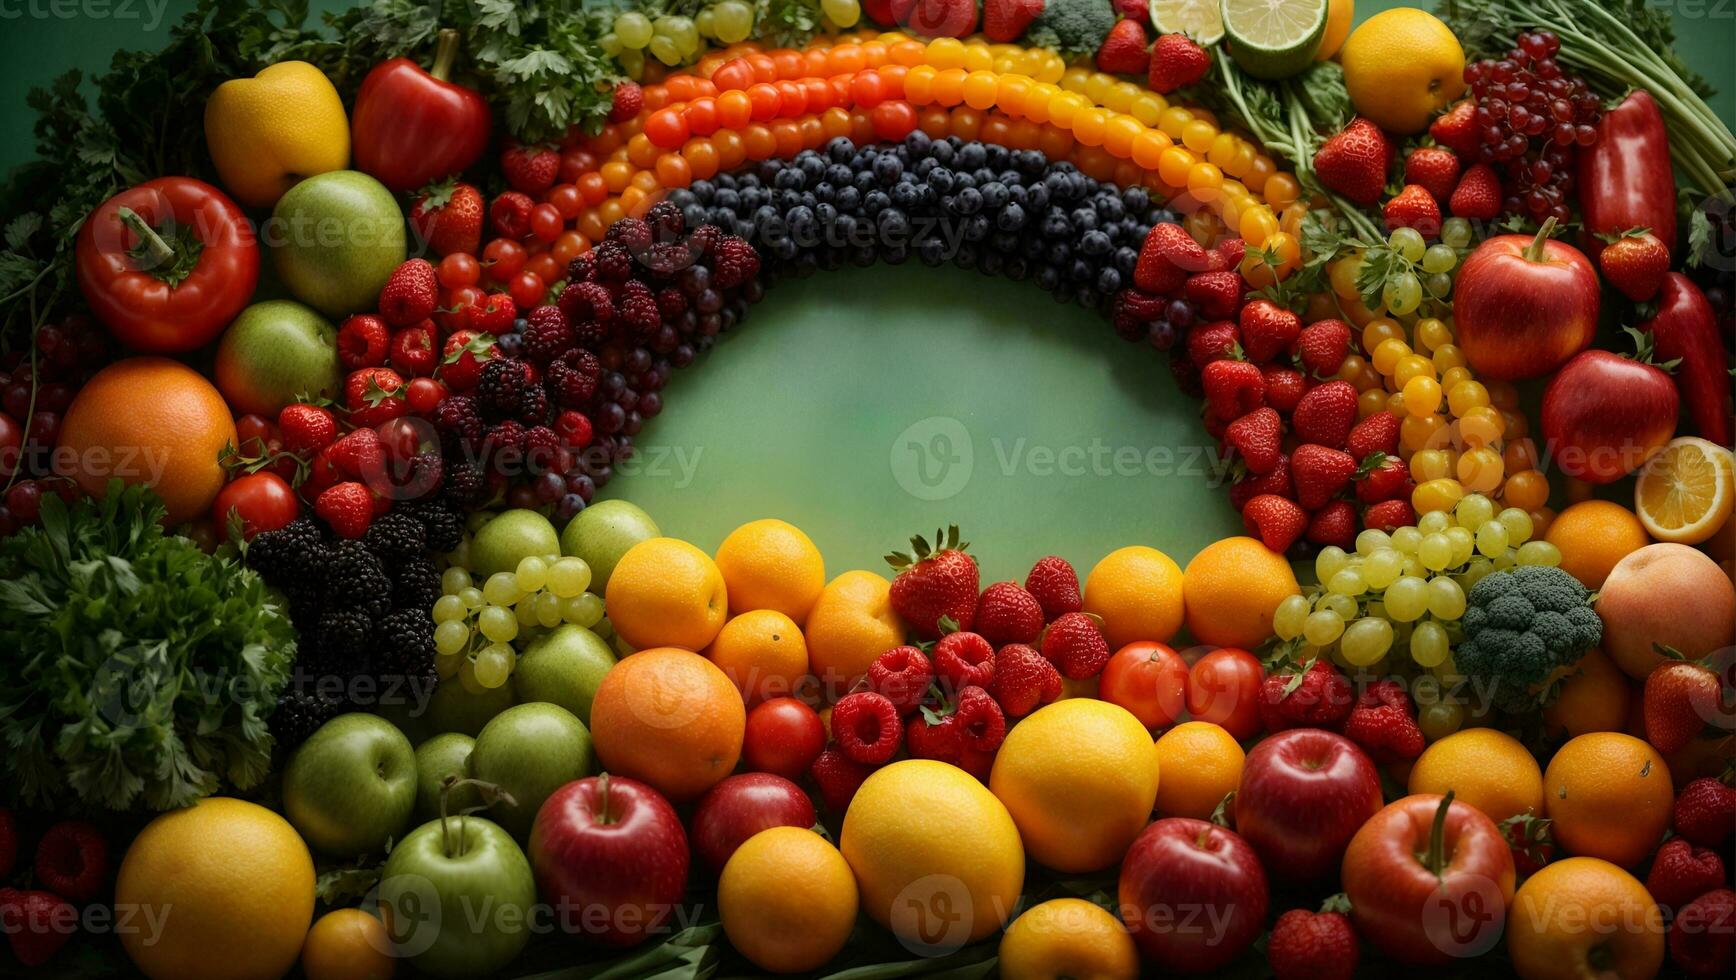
(1118, 817), (1269, 972)
(688, 772), (817, 875)
(741, 698), (826, 780)
(528, 774), (689, 947)
(1234, 729), (1381, 884)
(1453, 219), (1600, 381)
(1341, 792), (1516, 965)
(1542, 349), (1679, 484)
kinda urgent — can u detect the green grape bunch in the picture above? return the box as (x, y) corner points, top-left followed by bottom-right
(432, 555), (605, 694)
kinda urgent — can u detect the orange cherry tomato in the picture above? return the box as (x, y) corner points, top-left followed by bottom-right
(850, 110), (875, 143)
(552, 231), (588, 266)
(640, 87), (669, 112)
(713, 129), (747, 170)
(627, 133), (661, 168)
(743, 123), (777, 160)
(803, 77), (834, 111)
(747, 53), (777, 82)
(878, 64), (907, 99)
(578, 172), (609, 206)
(797, 115), (826, 148)
(683, 138), (721, 180)
(776, 80), (808, 117)
(772, 49), (806, 80)
(770, 119), (803, 157)
(804, 49), (831, 77)
(578, 209), (606, 241)
(685, 98), (720, 136)
(718, 90), (753, 129)
(655, 153), (692, 188)
(829, 44), (866, 74)
(630, 169), (659, 192)
(950, 107), (982, 141)
(599, 198), (626, 226)
(600, 160), (634, 193)
(644, 108), (690, 149)
(871, 100), (918, 140)
(980, 113), (1011, 145)
(932, 68), (967, 106)
(891, 40), (926, 66)
(712, 59), (754, 92)
(526, 253), (561, 286)
(821, 107), (854, 139)
(691, 78), (718, 99)
(919, 106), (950, 138)
(852, 70), (885, 108)
(747, 83), (782, 121)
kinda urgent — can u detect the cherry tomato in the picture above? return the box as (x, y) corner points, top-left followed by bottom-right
(685, 98), (720, 136)
(482, 238), (526, 281)
(577, 172), (609, 206)
(742, 698), (826, 781)
(405, 377), (448, 416)
(508, 271), (546, 309)
(557, 150), (597, 184)
(525, 252), (561, 286)
(1099, 641), (1190, 730)
(234, 413), (275, 455)
(212, 471), (300, 540)
(644, 107), (690, 148)
(712, 58), (753, 92)
(529, 203), (564, 243)
(437, 252), (481, 289)
(1185, 648), (1265, 740)
(0, 411), (21, 479)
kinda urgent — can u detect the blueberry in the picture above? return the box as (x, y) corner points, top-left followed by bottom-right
(892, 182), (923, 209)
(826, 137), (855, 162)
(918, 237), (948, 265)
(1080, 230), (1112, 256)
(927, 167), (955, 193)
(873, 154), (903, 185)
(1096, 267), (1122, 294)
(996, 202), (1027, 232)
(958, 143), (986, 169)
(953, 186), (983, 215)
(1072, 207), (1099, 231)
(1035, 266), (1061, 291)
(904, 130), (932, 156)
(1114, 246), (1139, 274)
(981, 182), (1009, 210)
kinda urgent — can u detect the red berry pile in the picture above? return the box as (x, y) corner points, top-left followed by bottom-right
(0, 812), (111, 967)
(1461, 30), (1603, 224)
(0, 313), (113, 535)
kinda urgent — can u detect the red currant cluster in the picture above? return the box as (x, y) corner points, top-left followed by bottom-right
(1463, 31), (1602, 224)
(0, 314), (113, 535)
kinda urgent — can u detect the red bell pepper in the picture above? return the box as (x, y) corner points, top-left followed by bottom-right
(1642, 272), (1733, 447)
(1576, 90), (1677, 265)
(351, 28), (492, 192)
(75, 177), (259, 353)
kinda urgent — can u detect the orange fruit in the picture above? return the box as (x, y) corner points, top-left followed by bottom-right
(719, 827), (857, 974)
(1152, 721), (1243, 820)
(1542, 649), (1633, 739)
(989, 700), (1160, 873)
(704, 609), (810, 705)
(1407, 728), (1543, 825)
(1339, 8), (1466, 134)
(1633, 437), (1734, 544)
(803, 570), (903, 696)
(998, 898), (1139, 980)
(1182, 537), (1301, 648)
(1544, 500), (1651, 589)
(1543, 733), (1672, 868)
(1315, 0), (1354, 60)
(115, 797), (314, 980)
(56, 357), (238, 526)
(590, 647), (745, 802)
(301, 909), (395, 980)
(1081, 546), (1185, 648)
(605, 537), (728, 651)
(714, 518), (826, 620)
(1507, 857), (1664, 980)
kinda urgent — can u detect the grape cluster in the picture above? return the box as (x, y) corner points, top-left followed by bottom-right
(604, 1), (862, 76)
(1463, 31), (1602, 224)
(0, 313), (115, 536)
(431, 554), (606, 691)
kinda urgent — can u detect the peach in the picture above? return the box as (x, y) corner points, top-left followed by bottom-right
(1597, 543), (1736, 679)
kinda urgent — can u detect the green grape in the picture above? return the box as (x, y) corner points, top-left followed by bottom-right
(1491, 551), (1517, 572)
(1366, 600), (1387, 621)
(536, 592), (564, 628)
(1355, 529), (1391, 556)
(1384, 272), (1422, 315)
(459, 586), (485, 610)
(618, 48), (646, 79)
(1303, 609), (1345, 646)
(458, 656), (487, 695)
(1425, 272), (1453, 299)
(648, 35), (682, 65)
(1315, 546), (1350, 582)
(821, 0), (862, 27)
(515, 597), (540, 627)
(1390, 526), (1423, 554)
(711, 1), (754, 43)
(1476, 519), (1510, 557)
(444, 537), (470, 569)
(547, 557), (593, 598)
(614, 11), (654, 48)
(1441, 217), (1473, 249)
(1364, 548), (1404, 589)
(1385, 576), (1429, 622)
(1319, 593), (1358, 620)
(1421, 244), (1458, 274)
(1417, 700), (1464, 741)
(1427, 576), (1467, 620)
(1410, 620), (1449, 667)
(515, 556), (548, 593)
(479, 605), (519, 643)
(593, 617), (613, 641)
(1388, 226), (1426, 262)
(1455, 493), (1495, 529)
(1459, 557), (1496, 588)
(435, 650), (463, 679)
(435, 621), (471, 656)
(474, 643), (515, 688)
(432, 594), (465, 624)
(483, 572), (522, 607)
(1402, 555), (1429, 578)
(1274, 594), (1309, 640)
(1418, 510), (1451, 534)
(695, 6), (717, 38)
(655, 15), (700, 56)
(1444, 526), (1475, 567)
(1418, 533), (1453, 571)
(442, 567), (472, 596)
(1328, 567), (1368, 596)
(598, 32), (623, 56)
(1497, 507), (1534, 544)
(561, 592), (606, 628)
(1516, 540), (1562, 567)
(1341, 617), (1393, 666)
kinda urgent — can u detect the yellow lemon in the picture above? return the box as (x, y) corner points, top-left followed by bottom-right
(989, 700), (1160, 873)
(720, 827), (858, 973)
(715, 518), (827, 620)
(605, 537), (728, 651)
(705, 608), (810, 705)
(804, 570), (903, 695)
(1339, 8), (1467, 134)
(1153, 721), (1244, 820)
(1183, 537), (1301, 648)
(1082, 546), (1184, 648)
(999, 898), (1139, 980)
(116, 797), (315, 980)
(841, 760), (1024, 948)
(1634, 436), (1734, 544)
(1507, 858), (1664, 980)
(1408, 728), (1543, 825)
(204, 61), (349, 208)
(301, 909), (396, 980)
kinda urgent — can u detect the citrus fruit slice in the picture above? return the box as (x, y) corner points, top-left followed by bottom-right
(1635, 436), (1735, 544)
(1151, 0), (1224, 46)
(1220, 0), (1328, 80)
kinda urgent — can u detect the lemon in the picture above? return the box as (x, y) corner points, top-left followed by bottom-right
(714, 518), (826, 620)
(604, 537), (728, 651)
(1151, 0), (1224, 45)
(1408, 728), (1544, 825)
(999, 898), (1139, 980)
(720, 828), (857, 973)
(1221, 0), (1328, 80)
(1634, 437), (1735, 544)
(1339, 7), (1467, 134)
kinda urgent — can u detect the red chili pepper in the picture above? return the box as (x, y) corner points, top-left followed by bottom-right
(351, 28), (492, 192)
(1642, 272), (1732, 447)
(1576, 90), (1677, 265)
(74, 177), (259, 353)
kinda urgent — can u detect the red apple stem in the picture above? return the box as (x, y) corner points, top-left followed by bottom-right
(595, 772), (616, 826)
(1524, 217), (1559, 263)
(430, 28), (460, 83)
(1422, 790), (1455, 878)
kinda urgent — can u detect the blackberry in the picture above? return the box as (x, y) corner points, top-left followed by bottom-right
(364, 510), (426, 564)
(593, 240), (633, 282)
(247, 516), (323, 581)
(432, 393), (483, 445)
(269, 688), (342, 750)
(548, 348), (602, 407)
(316, 607), (372, 660)
(324, 541), (393, 619)
(392, 558), (442, 611)
(374, 608), (437, 681)
(404, 498), (467, 553)
(605, 216), (653, 252)
(518, 384), (549, 426)
(558, 281), (614, 331)
(476, 357), (529, 419)
(439, 460), (486, 511)
(521, 306), (574, 363)
(483, 419), (528, 462)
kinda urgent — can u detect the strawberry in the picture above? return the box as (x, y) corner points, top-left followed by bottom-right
(1342, 680), (1424, 763)
(378, 259), (439, 327)
(974, 582), (1045, 646)
(1242, 493), (1307, 552)
(890, 0), (978, 37)
(344, 367), (408, 429)
(1240, 298), (1302, 364)
(1134, 240), (1187, 292)
(1188, 320), (1242, 369)
(989, 643), (1063, 717)
(1226, 407), (1283, 475)
(1674, 777), (1736, 847)
(1303, 499), (1354, 548)
(1645, 658), (1727, 755)
(1429, 99), (1482, 157)
(336, 314), (390, 370)
(1214, 237), (1246, 271)
(830, 691), (903, 765)
(467, 292), (517, 334)
(1148, 33), (1210, 94)
(327, 427), (384, 481)
(1646, 838), (1726, 911)
(1597, 228), (1671, 302)
(953, 685), (1007, 752)
(867, 646), (934, 715)
(1267, 906), (1359, 980)
(809, 748), (873, 815)
(1142, 222), (1213, 273)
(1185, 271), (1244, 320)
(0, 890), (75, 967)
(1202, 359), (1266, 419)
(1669, 888), (1736, 979)
(1262, 365), (1308, 414)
(409, 180), (485, 257)
(315, 481), (374, 538)
(1363, 498), (1415, 531)
(32, 821), (107, 903)
(440, 329), (498, 391)
(932, 630), (996, 691)
(390, 323), (437, 378)
(608, 81), (644, 124)
(278, 403), (338, 456)
(1448, 163), (1502, 221)
(1291, 380), (1358, 447)
(1403, 147), (1461, 203)
(302, 446), (342, 498)
(1292, 444), (1356, 509)
(1314, 117), (1393, 207)
(1113, 0), (1148, 17)
(1096, 17), (1149, 73)
(1024, 555), (1081, 620)
(1292, 319), (1351, 377)
(886, 525), (979, 638)
(501, 142), (559, 194)
(0, 809), (14, 879)
(1355, 452), (1411, 503)
(1346, 411), (1401, 461)
(983, 0), (1043, 42)
(1383, 184), (1443, 239)
(1041, 612), (1110, 680)
(489, 191), (535, 239)
(1230, 455), (1294, 511)
(1499, 813), (1555, 877)
(905, 709), (963, 760)
(1259, 659), (1354, 734)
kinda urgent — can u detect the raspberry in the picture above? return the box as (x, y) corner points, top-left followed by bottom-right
(809, 748), (873, 816)
(974, 582), (1044, 646)
(430, 394), (482, 445)
(482, 419), (527, 460)
(905, 712), (962, 762)
(592, 240), (633, 282)
(867, 645), (934, 715)
(566, 252), (595, 284)
(547, 348), (602, 407)
(555, 409), (594, 448)
(558, 281), (615, 333)
(475, 357), (528, 418)
(521, 305), (573, 363)
(1024, 555), (1081, 619)
(710, 235), (760, 289)
(656, 286), (689, 318)
(1041, 612), (1110, 680)
(988, 643), (1062, 718)
(932, 631), (995, 692)
(687, 224), (721, 256)
(641, 241), (699, 278)
(614, 280), (661, 340)
(954, 686), (1007, 753)
(31, 821), (107, 903)
(645, 200), (685, 240)
(605, 216), (653, 252)
(524, 425), (562, 472)
(830, 691), (903, 765)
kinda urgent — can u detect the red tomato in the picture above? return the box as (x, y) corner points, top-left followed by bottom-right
(212, 471), (300, 540)
(234, 413), (275, 455)
(406, 377), (448, 416)
(508, 271), (546, 310)
(0, 411), (21, 479)
(742, 697), (825, 780)
(482, 238), (525, 281)
(1185, 648), (1264, 740)
(437, 252), (480, 289)
(1099, 641), (1189, 730)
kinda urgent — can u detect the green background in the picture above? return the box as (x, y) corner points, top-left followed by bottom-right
(1, 2), (1731, 581)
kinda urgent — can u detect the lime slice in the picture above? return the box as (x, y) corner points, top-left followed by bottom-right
(1150, 0), (1225, 46)
(1220, 0), (1328, 80)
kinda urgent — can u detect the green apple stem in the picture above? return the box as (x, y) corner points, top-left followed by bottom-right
(439, 776), (515, 858)
(1523, 217), (1559, 263)
(1420, 790), (1456, 878)
(117, 207), (176, 273)
(430, 28), (461, 83)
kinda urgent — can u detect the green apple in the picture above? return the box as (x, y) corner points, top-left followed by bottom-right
(270, 170), (407, 318)
(514, 625), (617, 727)
(560, 500), (660, 593)
(378, 814), (535, 979)
(283, 713), (416, 856)
(470, 509), (561, 580)
(471, 703), (593, 838)
(414, 733), (481, 823)
(425, 677), (516, 737)
(214, 300), (340, 415)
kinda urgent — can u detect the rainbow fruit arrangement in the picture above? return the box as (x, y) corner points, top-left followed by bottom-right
(0, 0), (1733, 978)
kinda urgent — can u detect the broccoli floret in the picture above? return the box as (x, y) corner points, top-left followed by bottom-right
(1455, 566), (1603, 712)
(1026, 0), (1118, 58)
